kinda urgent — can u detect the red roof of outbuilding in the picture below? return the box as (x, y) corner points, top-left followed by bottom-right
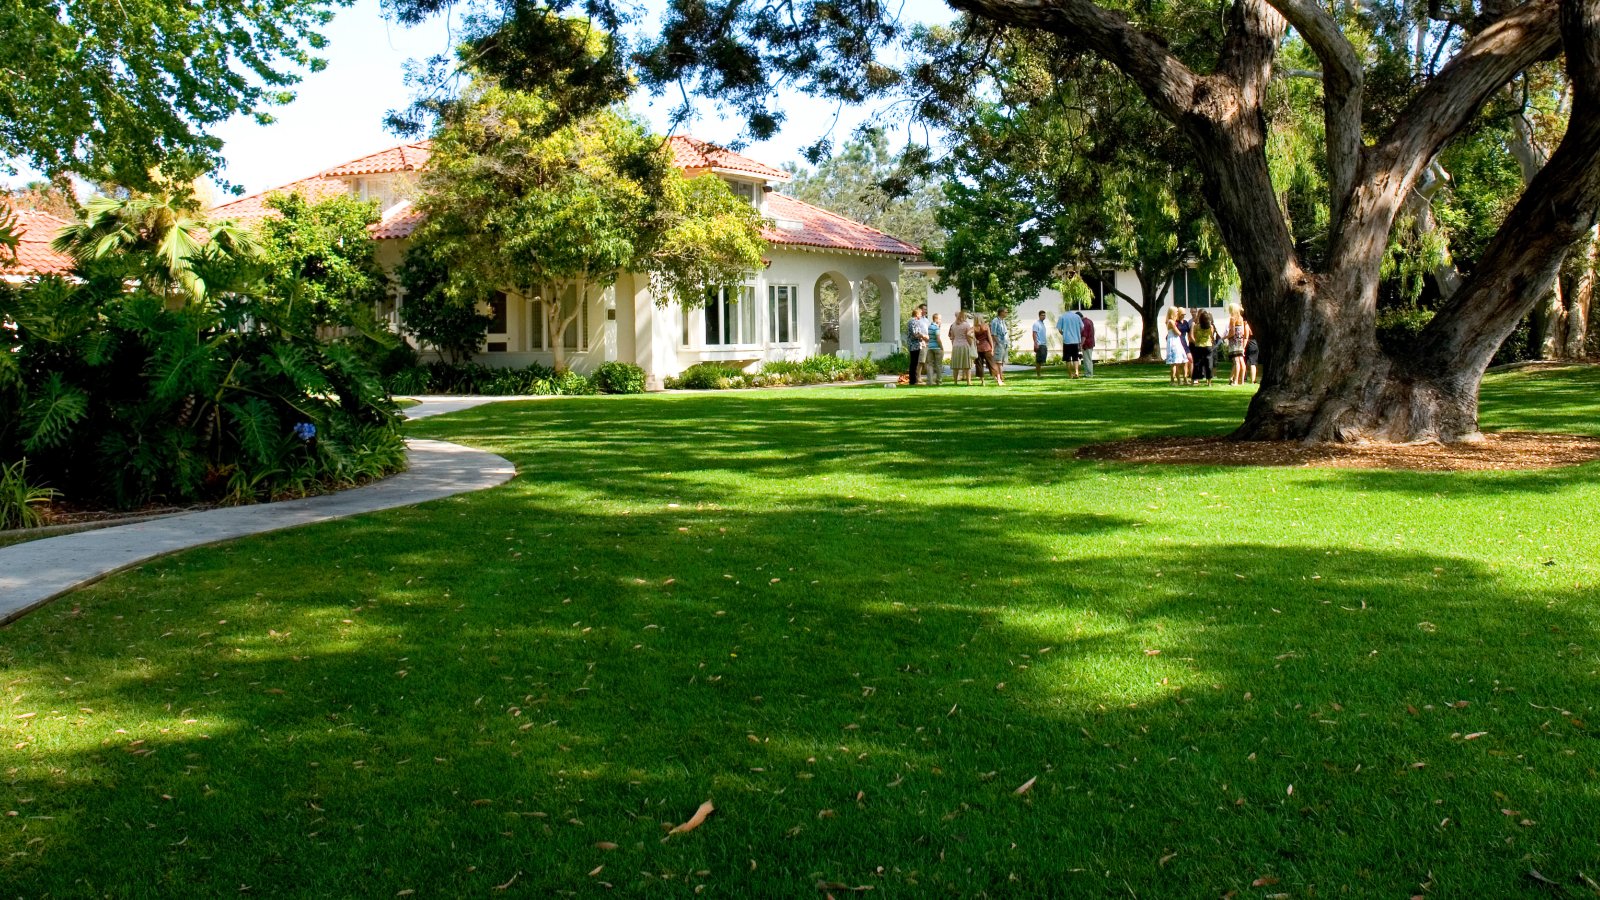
(1, 207), (77, 277)
(762, 193), (920, 257)
(321, 142), (432, 177)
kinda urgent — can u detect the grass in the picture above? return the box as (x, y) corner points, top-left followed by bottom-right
(3, 364), (1598, 897)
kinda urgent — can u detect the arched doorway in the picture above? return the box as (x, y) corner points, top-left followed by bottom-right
(814, 272), (853, 357)
(858, 275), (898, 347)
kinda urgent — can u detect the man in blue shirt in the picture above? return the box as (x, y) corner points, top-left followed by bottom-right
(1057, 307), (1085, 378)
(1030, 310), (1051, 378)
(990, 306), (1010, 365)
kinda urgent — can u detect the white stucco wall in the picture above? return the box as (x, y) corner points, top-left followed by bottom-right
(923, 271), (1241, 361)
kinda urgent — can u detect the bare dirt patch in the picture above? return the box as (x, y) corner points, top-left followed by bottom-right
(1075, 432), (1600, 472)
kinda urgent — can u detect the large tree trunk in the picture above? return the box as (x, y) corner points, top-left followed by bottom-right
(1130, 268), (1169, 360)
(949, 0), (1594, 442)
(1564, 226), (1598, 357)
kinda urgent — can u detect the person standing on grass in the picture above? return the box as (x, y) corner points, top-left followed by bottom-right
(1176, 307), (1194, 383)
(991, 306), (1010, 367)
(924, 312), (945, 385)
(1190, 309), (1217, 386)
(1031, 310), (1051, 378)
(1056, 306), (1084, 378)
(973, 316), (1004, 385)
(1225, 303), (1251, 386)
(1077, 310), (1096, 377)
(904, 306), (927, 385)
(949, 310), (977, 385)
(1163, 306), (1190, 385)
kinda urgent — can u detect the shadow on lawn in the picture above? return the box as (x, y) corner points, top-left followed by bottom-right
(6, 489), (1598, 897)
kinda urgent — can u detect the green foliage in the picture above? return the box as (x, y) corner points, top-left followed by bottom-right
(413, 77), (765, 370)
(0, 0), (341, 187)
(384, 362), (597, 397)
(396, 237), (494, 364)
(594, 361), (647, 394)
(258, 193), (392, 327)
(1, 204), (405, 510)
(0, 459), (59, 530)
(664, 356), (881, 390)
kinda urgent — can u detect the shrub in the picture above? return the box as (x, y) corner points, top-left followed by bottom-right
(383, 361), (598, 396)
(0, 459), (59, 530)
(665, 362), (750, 390)
(873, 350), (910, 376)
(595, 361), (647, 394)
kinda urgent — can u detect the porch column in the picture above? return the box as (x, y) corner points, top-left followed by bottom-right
(838, 278), (861, 359)
(624, 272), (664, 390)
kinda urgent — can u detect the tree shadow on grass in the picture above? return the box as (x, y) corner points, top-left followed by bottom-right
(4, 490), (1597, 897)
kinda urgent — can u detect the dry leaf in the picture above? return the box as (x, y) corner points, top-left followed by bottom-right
(594, 841), (618, 851)
(1144, 649), (1161, 656)
(1159, 852), (1177, 867)
(588, 865), (604, 877)
(667, 799), (715, 836)
(1464, 732), (1487, 740)
(1251, 876), (1280, 887)
(1014, 776), (1037, 795)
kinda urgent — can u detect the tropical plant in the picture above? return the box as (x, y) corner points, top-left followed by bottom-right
(0, 460), (59, 530)
(52, 192), (261, 304)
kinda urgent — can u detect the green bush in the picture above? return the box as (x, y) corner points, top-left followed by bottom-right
(383, 361), (598, 396)
(873, 350), (909, 376)
(0, 459), (59, 530)
(665, 362), (750, 390)
(594, 361), (648, 394)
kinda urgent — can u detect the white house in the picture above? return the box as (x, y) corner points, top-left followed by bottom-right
(911, 262), (1241, 360)
(211, 137), (922, 388)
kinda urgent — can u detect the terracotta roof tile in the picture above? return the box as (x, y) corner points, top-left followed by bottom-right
(370, 200), (425, 240)
(762, 193), (921, 258)
(209, 175), (351, 222)
(321, 142), (432, 177)
(667, 136), (791, 182)
(1, 207), (76, 277)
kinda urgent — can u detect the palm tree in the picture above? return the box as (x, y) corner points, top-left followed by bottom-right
(53, 192), (260, 304)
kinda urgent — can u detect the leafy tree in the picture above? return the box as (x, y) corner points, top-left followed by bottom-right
(4, 181), (78, 220)
(0, 0), (344, 188)
(415, 80), (766, 371)
(396, 236), (494, 364)
(392, 0), (1600, 443)
(257, 193), (393, 328)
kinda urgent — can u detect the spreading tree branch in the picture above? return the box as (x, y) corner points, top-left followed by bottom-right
(1266, 0), (1363, 236)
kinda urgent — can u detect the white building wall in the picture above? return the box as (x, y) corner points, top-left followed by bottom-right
(924, 271), (1240, 361)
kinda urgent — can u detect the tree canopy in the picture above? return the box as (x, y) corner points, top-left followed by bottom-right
(1, 0), (345, 188)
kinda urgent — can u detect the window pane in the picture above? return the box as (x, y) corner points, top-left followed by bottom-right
(530, 300), (545, 350)
(705, 288), (722, 345)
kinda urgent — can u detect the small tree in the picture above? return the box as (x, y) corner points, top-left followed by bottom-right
(396, 237), (493, 363)
(415, 80), (765, 370)
(258, 193), (391, 329)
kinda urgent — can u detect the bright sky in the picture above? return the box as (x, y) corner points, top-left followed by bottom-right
(199, 0), (957, 198)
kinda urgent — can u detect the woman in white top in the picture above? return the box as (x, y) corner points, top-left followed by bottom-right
(948, 311), (977, 385)
(1162, 307), (1190, 385)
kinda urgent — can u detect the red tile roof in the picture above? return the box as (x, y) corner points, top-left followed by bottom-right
(208, 175), (352, 223)
(762, 193), (921, 258)
(667, 136), (791, 182)
(321, 142), (432, 177)
(1, 207), (77, 277)
(371, 200), (425, 240)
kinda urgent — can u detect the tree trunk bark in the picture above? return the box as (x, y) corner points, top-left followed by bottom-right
(1564, 226), (1598, 357)
(1131, 268), (1170, 360)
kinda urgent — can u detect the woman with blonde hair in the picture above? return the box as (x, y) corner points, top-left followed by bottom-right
(973, 315), (1003, 385)
(1162, 306), (1189, 385)
(1225, 303), (1252, 385)
(948, 310), (977, 385)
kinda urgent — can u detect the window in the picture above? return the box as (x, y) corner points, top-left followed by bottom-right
(1170, 269), (1212, 308)
(704, 285), (756, 346)
(1078, 270), (1117, 310)
(488, 291), (508, 333)
(726, 179), (757, 204)
(769, 284), (798, 343)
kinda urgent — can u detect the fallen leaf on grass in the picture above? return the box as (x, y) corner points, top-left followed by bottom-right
(589, 865), (604, 877)
(815, 881), (873, 892)
(1014, 776), (1037, 795)
(1159, 852), (1177, 867)
(1464, 732), (1488, 740)
(667, 799), (715, 836)
(492, 872), (520, 891)
(1527, 869), (1561, 887)
(1251, 876), (1280, 887)
(594, 842), (618, 851)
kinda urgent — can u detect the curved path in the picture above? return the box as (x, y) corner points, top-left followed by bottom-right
(1, 400), (521, 625)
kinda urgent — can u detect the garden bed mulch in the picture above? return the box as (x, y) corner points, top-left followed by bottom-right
(1075, 431), (1600, 472)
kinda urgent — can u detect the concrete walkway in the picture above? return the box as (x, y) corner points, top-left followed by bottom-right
(400, 394), (552, 419)
(0, 431), (516, 625)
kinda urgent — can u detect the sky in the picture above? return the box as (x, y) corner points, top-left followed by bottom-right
(194, 0), (958, 198)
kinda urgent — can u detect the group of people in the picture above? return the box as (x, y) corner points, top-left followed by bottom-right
(904, 306), (1009, 386)
(1162, 303), (1258, 386)
(905, 302), (1259, 387)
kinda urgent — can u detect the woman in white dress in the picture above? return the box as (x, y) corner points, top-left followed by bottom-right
(1162, 307), (1190, 385)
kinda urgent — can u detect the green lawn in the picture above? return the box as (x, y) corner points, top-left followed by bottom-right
(3, 365), (1598, 897)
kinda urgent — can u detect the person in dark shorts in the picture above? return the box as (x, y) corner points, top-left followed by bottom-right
(1031, 311), (1050, 377)
(1245, 335), (1261, 384)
